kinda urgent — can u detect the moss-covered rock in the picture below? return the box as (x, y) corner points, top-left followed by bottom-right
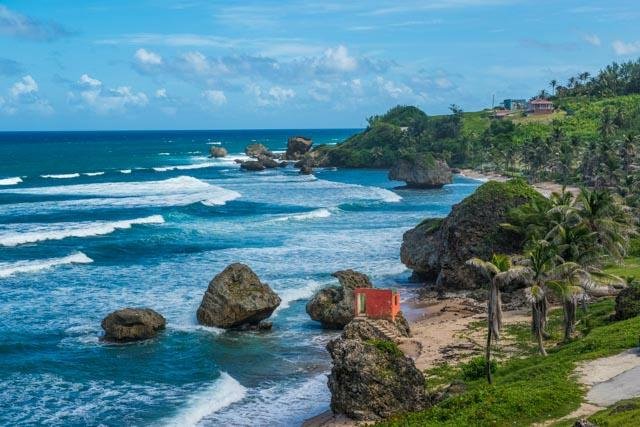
(614, 283), (640, 320)
(401, 179), (545, 289)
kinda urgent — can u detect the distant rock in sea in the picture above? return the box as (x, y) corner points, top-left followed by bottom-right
(240, 160), (266, 171)
(101, 308), (166, 342)
(388, 156), (452, 188)
(210, 146), (228, 158)
(245, 143), (274, 159)
(285, 136), (313, 160)
(306, 270), (373, 329)
(196, 263), (281, 329)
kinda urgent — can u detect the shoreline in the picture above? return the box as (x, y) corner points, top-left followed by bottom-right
(457, 169), (580, 198)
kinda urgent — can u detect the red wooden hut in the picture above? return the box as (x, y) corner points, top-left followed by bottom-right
(353, 288), (400, 321)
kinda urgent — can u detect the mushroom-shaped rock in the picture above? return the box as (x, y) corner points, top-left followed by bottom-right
(306, 270), (373, 329)
(240, 160), (266, 171)
(245, 143), (273, 159)
(286, 136), (313, 160)
(210, 146), (228, 158)
(101, 308), (166, 342)
(196, 263), (281, 328)
(327, 328), (429, 420)
(388, 156), (452, 188)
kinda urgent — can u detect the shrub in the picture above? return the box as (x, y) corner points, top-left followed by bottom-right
(367, 339), (404, 358)
(461, 356), (497, 381)
(614, 283), (640, 320)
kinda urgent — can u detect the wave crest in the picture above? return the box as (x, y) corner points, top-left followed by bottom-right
(0, 252), (93, 278)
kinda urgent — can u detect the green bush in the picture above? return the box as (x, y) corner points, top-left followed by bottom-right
(461, 356), (497, 381)
(367, 339), (404, 358)
(628, 237), (640, 257)
(614, 283), (640, 320)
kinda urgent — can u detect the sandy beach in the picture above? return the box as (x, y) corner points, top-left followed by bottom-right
(458, 169), (580, 198)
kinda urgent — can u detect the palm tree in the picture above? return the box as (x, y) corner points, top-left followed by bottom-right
(466, 254), (530, 383)
(550, 79), (557, 96)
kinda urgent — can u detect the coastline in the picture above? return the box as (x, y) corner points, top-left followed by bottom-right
(458, 169), (580, 197)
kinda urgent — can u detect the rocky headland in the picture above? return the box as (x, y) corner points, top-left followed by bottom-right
(388, 156), (452, 188)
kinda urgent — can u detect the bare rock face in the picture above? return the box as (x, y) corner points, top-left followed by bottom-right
(245, 143), (274, 159)
(101, 308), (166, 342)
(196, 263), (281, 328)
(342, 314), (411, 341)
(240, 160), (266, 171)
(257, 155), (279, 169)
(306, 270), (373, 329)
(210, 146), (228, 158)
(401, 179), (545, 289)
(326, 321), (428, 421)
(286, 136), (313, 160)
(388, 157), (452, 188)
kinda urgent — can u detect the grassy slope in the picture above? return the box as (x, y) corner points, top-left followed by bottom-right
(376, 259), (640, 427)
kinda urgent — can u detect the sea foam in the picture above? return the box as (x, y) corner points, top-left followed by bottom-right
(40, 173), (81, 179)
(0, 177), (22, 186)
(0, 215), (164, 247)
(163, 373), (246, 427)
(0, 252), (93, 278)
(273, 208), (333, 222)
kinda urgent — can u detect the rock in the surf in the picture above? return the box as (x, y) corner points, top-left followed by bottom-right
(196, 263), (281, 328)
(326, 322), (428, 420)
(245, 143), (274, 159)
(257, 155), (280, 169)
(101, 308), (166, 342)
(285, 136), (313, 160)
(210, 146), (228, 158)
(388, 156), (452, 188)
(240, 160), (266, 171)
(299, 164), (313, 175)
(306, 270), (373, 329)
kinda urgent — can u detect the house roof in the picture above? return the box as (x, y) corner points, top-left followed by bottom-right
(530, 98), (553, 105)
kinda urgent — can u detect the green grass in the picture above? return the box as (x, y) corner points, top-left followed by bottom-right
(377, 299), (640, 426)
(554, 398), (640, 427)
(605, 256), (640, 279)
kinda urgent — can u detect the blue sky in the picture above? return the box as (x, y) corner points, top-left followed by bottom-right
(0, 0), (639, 130)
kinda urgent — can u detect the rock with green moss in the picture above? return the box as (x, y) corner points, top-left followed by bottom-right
(196, 263), (281, 328)
(614, 283), (640, 320)
(326, 322), (428, 421)
(388, 156), (452, 188)
(401, 179), (544, 289)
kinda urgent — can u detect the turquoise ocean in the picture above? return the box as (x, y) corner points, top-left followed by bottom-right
(0, 130), (480, 426)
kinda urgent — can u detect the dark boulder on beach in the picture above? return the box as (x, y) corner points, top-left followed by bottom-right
(326, 320), (428, 421)
(286, 136), (313, 160)
(209, 146), (228, 158)
(196, 263), (281, 329)
(388, 156), (452, 188)
(306, 270), (373, 329)
(101, 308), (166, 342)
(401, 179), (546, 289)
(240, 160), (266, 171)
(245, 143), (274, 159)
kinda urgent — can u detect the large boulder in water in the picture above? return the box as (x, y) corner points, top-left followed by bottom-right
(401, 179), (546, 289)
(245, 143), (273, 159)
(240, 160), (266, 171)
(286, 136), (313, 160)
(101, 308), (166, 342)
(210, 146), (228, 158)
(388, 156), (452, 188)
(306, 270), (373, 329)
(197, 263), (281, 328)
(326, 321), (429, 421)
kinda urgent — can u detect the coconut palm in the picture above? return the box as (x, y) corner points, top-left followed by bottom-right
(550, 79), (557, 96)
(466, 254), (531, 383)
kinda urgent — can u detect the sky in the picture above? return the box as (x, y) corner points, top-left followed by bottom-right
(0, 0), (639, 130)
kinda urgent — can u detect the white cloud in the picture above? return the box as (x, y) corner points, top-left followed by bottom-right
(10, 75), (38, 97)
(135, 48), (163, 65)
(155, 88), (167, 98)
(435, 77), (453, 89)
(0, 5), (70, 41)
(583, 33), (601, 46)
(79, 73), (102, 88)
(202, 89), (227, 106)
(612, 40), (640, 55)
(181, 51), (211, 74)
(375, 76), (414, 99)
(322, 45), (357, 72)
(249, 84), (295, 106)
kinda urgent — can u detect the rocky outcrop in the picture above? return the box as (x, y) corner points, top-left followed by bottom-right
(342, 313), (411, 342)
(240, 160), (266, 171)
(257, 155), (280, 169)
(401, 179), (546, 289)
(210, 146), (228, 158)
(326, 320), (428, 421)
(306, 270), (373, 329)
(388, 157), (452, 188)
(286, 136), (313, 160)
(245, 143), (274, 159)
(299, 165), (313, 175)
(101, 308), (166, 342)
(196, 263), (281, 328)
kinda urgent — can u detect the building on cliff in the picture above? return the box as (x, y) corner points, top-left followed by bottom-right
(353, 288), (400, 321)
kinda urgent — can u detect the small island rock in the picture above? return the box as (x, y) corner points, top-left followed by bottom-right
(388, 156), (452, 188)
(240, 160), (266, 171)
(101, 308), (166, 342)
(196, 263), (281, 328)
(210, 146), (228, 158)
(306, 270), (373, 329)
(245, 143), (273, 159)
(286, 136), (313, 160)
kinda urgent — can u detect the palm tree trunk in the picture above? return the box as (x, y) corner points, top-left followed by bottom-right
(563, 299), (576, 341)
(532, 301), (548, 356)
(486, 326), (493, 384)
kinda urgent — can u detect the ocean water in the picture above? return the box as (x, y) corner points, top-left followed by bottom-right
(0, 130), (481, 426)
